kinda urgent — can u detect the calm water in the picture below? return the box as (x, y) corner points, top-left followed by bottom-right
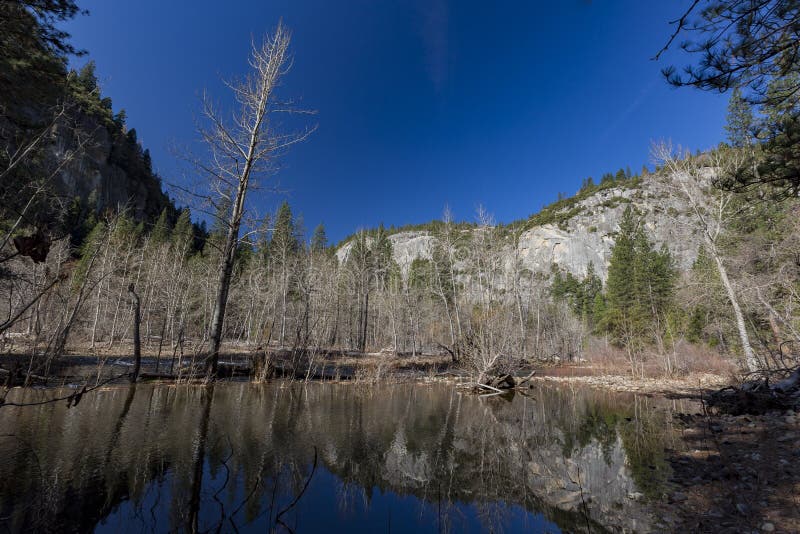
(0, 382), (694, 533)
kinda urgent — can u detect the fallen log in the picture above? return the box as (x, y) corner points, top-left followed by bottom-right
(495, 374), (516, 388)
(706, 365), (800, 415)
(774, 367), (800, 393)
(473, 382), (503, 393)
(516, 369), (537, 387)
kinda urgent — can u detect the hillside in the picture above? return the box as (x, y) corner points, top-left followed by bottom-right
(1, 58), (178, 244)
(337, 171), (701, 281)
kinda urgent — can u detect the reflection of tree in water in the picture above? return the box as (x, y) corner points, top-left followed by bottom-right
(0, 382), (694, 533)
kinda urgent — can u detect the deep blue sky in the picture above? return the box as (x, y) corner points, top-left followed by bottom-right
(63, 0), (728, 243)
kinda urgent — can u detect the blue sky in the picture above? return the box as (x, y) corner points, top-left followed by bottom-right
(63, 0), (729, 243)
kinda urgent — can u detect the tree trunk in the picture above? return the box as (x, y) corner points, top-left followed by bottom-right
(710, 242), (759, 371)
(207, 189), (245, 377)
(128, 284), (141, 383)
(359, 290), (369, 352)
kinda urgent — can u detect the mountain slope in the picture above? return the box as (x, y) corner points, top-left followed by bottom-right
(337, 172), (701, 281)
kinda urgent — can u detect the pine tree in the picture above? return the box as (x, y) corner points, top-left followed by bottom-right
(605, 207), (638, 315)
(600, 206), (676, 346)
(725, 87), (755, 147)
(270, 201), (299, 258)
(371, 224), (393, 290)
(631, 227), (675, 329)
(150, 208), (171, 246)
(409, 258), (433, 289)
(270, 201), (299, 345)
(207, 197), (232, 252)
(580, 262), (603, 323)
(591, 292), (607, 327)
(74, 219), (106, 288)
(311, 223), (328, 253)
(172, 209), (194, 257)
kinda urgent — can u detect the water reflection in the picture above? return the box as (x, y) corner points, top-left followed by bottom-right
(0, 382), (694, 533)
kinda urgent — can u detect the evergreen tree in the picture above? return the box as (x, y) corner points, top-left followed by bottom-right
(311, 223), (328, 253)
(0, 0), (83, 116)
(270, 201), (299, 258)
(150, 208), (171, 246)
(591, 292), (607, 327)
(725, 87), (755, 147)
(172, 209), (194, 256)
(600, 206), (676, 346)
(662, 1), (800, 196)
(270, 201), (300, 345)
(208, 196), (232, 247)
(551, 262), (603, 325)
(605, 207), (638, 315)
(409, 258), (433, 289)
(551, 268), (581, 313)
(581, 262), (603, 323)
(371, 224), (393, 290)
(74, 218), (106, 288)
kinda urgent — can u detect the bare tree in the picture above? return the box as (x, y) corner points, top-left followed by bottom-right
(652, 141), (760, 371)
(430, 206), (464, 358)
(193, 23), (314, 376)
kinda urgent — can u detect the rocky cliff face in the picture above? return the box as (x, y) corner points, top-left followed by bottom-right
(338, 174), (700, 282)
(51, 112), (173, 224)
(515, 178), (699, 279)
(1, 62), (175, 235)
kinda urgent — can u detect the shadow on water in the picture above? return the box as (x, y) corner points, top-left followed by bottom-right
(0, 382), (698, 533)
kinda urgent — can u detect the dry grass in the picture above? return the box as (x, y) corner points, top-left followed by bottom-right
(583, 338), (738, 378)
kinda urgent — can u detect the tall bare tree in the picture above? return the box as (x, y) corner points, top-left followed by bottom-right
(196, 23), (313, 376)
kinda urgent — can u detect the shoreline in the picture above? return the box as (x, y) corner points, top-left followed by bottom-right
(2, 346), (737, 398)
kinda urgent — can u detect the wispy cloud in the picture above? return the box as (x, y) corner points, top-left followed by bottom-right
(419, 0), (449, 93)
(599, 78), (658, 141)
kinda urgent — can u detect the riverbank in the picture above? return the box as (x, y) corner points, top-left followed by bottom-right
(530, 372), (731, 397)
(653, 408), (800, 533)
(527, 369), (800, 532)
(2, 341), (737, 391)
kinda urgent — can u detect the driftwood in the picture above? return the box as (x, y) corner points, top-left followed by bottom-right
(474, 382), (503, 393)
(484, 370), (536, 390)
(460, 370), (538, 395)
(774, 367), (800, 392)
(516, 369), (537, 387)
(707, 366), (800, 415)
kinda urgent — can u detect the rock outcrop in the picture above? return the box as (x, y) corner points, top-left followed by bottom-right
(51, 113), (174, 224)
(338, 174), (700, 282)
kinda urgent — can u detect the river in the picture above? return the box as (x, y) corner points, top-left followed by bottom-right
(0, 382), (696, 533)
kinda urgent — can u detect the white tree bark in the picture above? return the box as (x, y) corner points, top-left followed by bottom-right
(653, 141), (760, 372)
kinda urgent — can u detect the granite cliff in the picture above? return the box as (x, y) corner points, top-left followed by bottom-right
(337, 173), (701, 282)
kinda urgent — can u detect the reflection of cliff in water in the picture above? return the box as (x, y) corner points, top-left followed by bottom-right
(0, 382), (694, 533)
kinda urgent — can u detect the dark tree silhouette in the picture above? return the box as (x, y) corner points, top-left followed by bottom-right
(657, 0), (800, 105)
(658, 0), (800, 198)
